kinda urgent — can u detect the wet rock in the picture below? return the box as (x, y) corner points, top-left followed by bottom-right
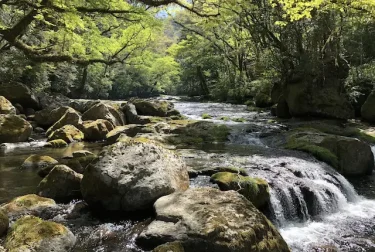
(60, 153), (97, 174)
(132, 99), (178, 117)
(48, 125), (84, 143)
(72, 150), (95, 158)
(21, 155), (58, 171)
(106, 125), (155, 144)
(81, 140), (189, 212)
(45, 139), (68, 148)
(0, 83), (39, 109)
(35, 106), (74, 128)
(189, 166), (248, 178)
(0, 96), (16, 115)
(0, 115), (32, 143)
(154, 242), (185, 252)
(0, 209), (9, 237)
(137, 188), (290, 252)
(211, 172), (270, 208)
(37, 165), (83, 202)
(4, 215), (76, 252)
(34, 127), (45, 134)
(0, 194), (57, 218)
(286, 130), (374, 176)
(82, 102), (125, 127)
(80, 119), (114, 141)
(361, 90), (375, 122)
(46, 109), (82, 136)
(123, 103), (141, 124)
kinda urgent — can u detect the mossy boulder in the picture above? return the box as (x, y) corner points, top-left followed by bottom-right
(0, 209), (9, 237)
(361, 90), (375, 122)
(210, 172), (270, 208)
(59, 153), (98, 174)
(132, 99), (178, 117)
(81, 141), (189, 212)
(37, 165), (83, 202)
(82, 102), (125, 126)
(0, 194), (57, 218)
(80, 119), (114, 141)
(34, 106), (74, 128)
(106, 125), (156, 144)
(136, 188), (290, 252)
(46, 109), (82, 136)
(48, 125), (84, 143)
(0, 96), (16, 115)
(285, 130), (374, 176)
(21, 155), (58, 173)
(4, 215), (76, 252)
(0, 115), (32, 143)
(154, 242), (185, 252)
(0, 82), (39, 109)
(45, 139), (68, 148)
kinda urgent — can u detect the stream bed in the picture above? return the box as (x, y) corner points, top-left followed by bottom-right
(1, 100), (375, 251)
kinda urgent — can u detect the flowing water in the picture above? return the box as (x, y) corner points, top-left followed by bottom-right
(1, 100), (375, 251)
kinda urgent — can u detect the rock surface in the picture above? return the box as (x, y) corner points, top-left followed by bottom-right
(0, 209), (9, 237)
(4, 215), (76, 252)
(137, 188), (290, 252)
(0, 83), (39, 109)
(48, 125), (84, 143)
(361, 90), (375, 122)
(82, 102), (125, 126)
(0, 115), (32, 143)
(46, 109), (82, 136)
(80, 119), (114, 141)
(81, 140), (189, 212)
(21, 154), (58, 171)
(0, 96), (16, 115)
(132, 100), (178, 117)
(37, 165), (83, 202)
(35, 106), (73, 128)
(0, 194), (57, 218)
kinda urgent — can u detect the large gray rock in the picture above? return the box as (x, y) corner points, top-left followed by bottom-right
(361, 90), (375, 122)
(46, 109), (82, 136)
(81, 140), (189, 212)
(4, 215), (76, 252)
(83, 102), (125, 126)
(132, 99), (179, 117)
(0, 83), (39, 109)
(37, 165), (83, 202)
(284, 79), (354, 119)
(0, 96), (16, 115)
(137, 188), (290, 252)
(0, 115), (32, 143)
(35, 106), (75, 128)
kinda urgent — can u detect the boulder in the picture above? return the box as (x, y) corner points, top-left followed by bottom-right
(13, 103), (24, 115)
(48, 125), (84, 143)
(81, 140), (189, 212)
(136, 188), (290, 252)
(45, 139), (68, 148)
(284, 79), (354, 119)
(210, 172), (270, 208)
(60, 153), (97, 174)
(123, 103), (142, 124)
(106, 125), (155, 144)
(72, 150), (94, 158)
(0, 209), (9, 237)
(37, 92), (70, 110)
(82, 102), (125, 127)
(0, 96), (16, 115)
(286, 130), (374, 176)
(20, 155), (58, 171)
(0, 83), (39, 109)
(37, 165), (83, 202)
(0, 115), (32, 143)
(46, 109), (82, 136)
(361, 90), (375, 122)
(69, 100), (100, 113)
(154, 242), (185, 252)
(0, 194), (57, 218)
(4, 216), (76, 252)
(35, 106), (75, 128)
(132, 100), (179, 117)
(80, 119), (114, 141)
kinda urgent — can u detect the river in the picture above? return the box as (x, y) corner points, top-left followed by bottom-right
(1, 99), (375, 251)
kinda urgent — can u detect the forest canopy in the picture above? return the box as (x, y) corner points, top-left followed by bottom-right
(1, 0), (375, 102)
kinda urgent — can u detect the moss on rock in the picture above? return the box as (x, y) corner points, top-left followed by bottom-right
(210, 172), (270, 208)
(0, 115), (32, 143)
(48, 125), (84, 143)
(20, 155), (58, 169)
(1, 194), (57, 217)
(201, 113), (212, 119)
(154, 242), (185, 252)
(46, 139), (68, 148)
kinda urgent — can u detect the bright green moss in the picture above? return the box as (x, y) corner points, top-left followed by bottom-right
(233, 117), (247, 123)
(46, 139), (68, 148)
(219, 116), (230, 121)
(202, 113), (212, 119)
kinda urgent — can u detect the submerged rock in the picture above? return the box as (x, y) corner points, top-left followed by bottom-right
(0, 96), (16, 115)
(80, 119), (114, 141)
(0, 194), (57, 218)
(0, 83), (39, 109)
(82, 102), (125, 127)
(81, 140), (189, 212)
(21, 154), (58, 170)
(0, 209), (9, 237)
(137, 187), (290, 252)
(4, 215), (76, 252)
(210, 172), (270, 208)
(48, 125), (84, 143)
(0, 115), (32, 143)
(37, 165), (83, 202)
